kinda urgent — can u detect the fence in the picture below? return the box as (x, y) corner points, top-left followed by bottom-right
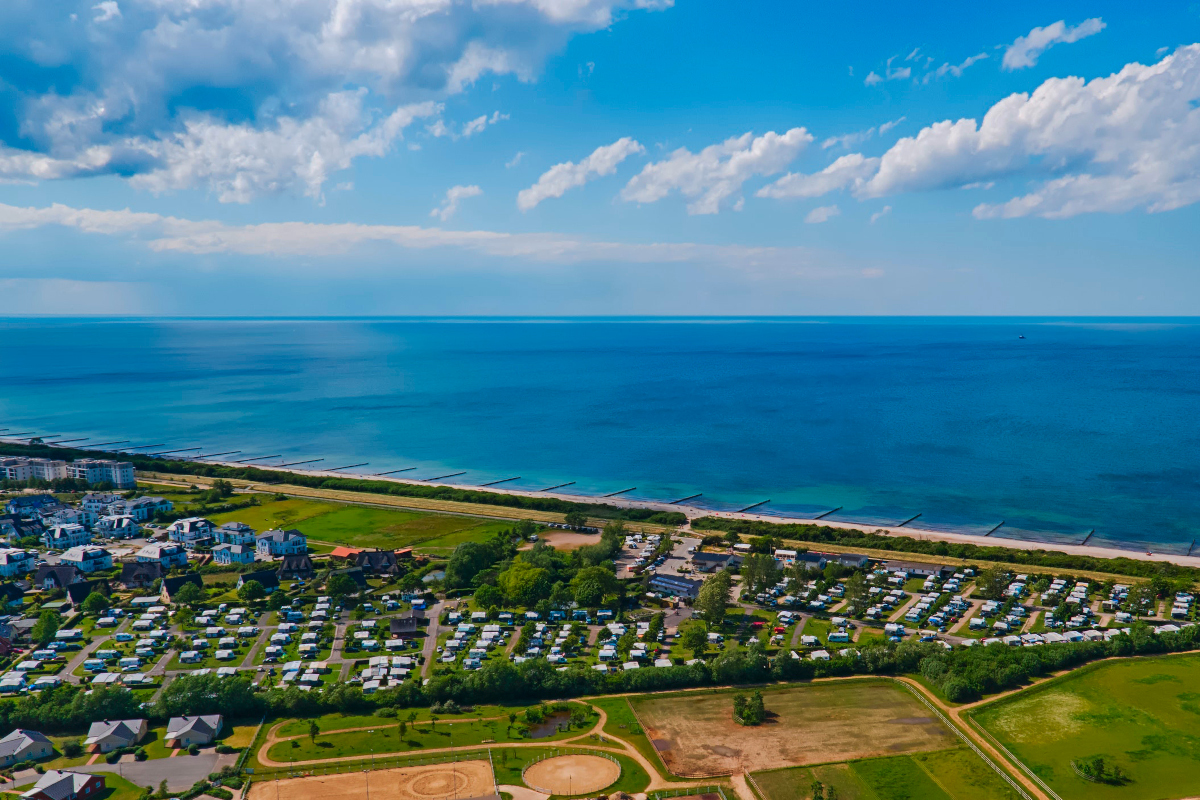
(964, 715), (1064, 800)
(743, 772), (766, 800)
(650, 786), (728, 800)
(894, 681), (1038, 800)
(246, 750), (491, 784)
(519, 748), (622, 795)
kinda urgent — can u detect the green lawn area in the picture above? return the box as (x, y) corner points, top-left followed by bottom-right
(752, 762), (877, 800)
(587, 696), (690, 783)
(850, 754), (953, 800)
(206, 498), (515, 554)
(972, 652), (1200, 800)
(97, 774), (147, 800)
(267, 710), (594, 763)
(274, 705), (526, 737)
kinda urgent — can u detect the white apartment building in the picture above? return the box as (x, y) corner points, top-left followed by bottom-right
(81, 493), (124, 514)
(167, 517), (214, 548)
(0, 459), (32, 482)
(60, 546), (113, 573)
(67, 459), (135, 489)
(43, 524), (92, 550)
(96, 515), (140, 538)
(120, 496), (173, 521)
(0, 549), (36, 577)
(136, 542), (189, 569)
(215, 522), (256, 546)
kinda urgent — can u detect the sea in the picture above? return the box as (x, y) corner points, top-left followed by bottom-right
(1, 317), (1198, 555)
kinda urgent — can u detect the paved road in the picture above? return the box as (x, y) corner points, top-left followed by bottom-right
(62, 636), (109, 685)
(420, 600), (445, 675)
(78, 752), (238, 791)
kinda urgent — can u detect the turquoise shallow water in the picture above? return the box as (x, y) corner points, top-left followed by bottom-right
(1, 317), (1198, 554)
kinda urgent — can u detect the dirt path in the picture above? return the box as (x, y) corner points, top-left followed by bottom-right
(948, 599), (982, 635)
(240, 628), (271, 668)
(888, 594), (920, 623)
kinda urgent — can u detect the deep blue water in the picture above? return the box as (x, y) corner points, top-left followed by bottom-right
(2, 317), (1198, 554)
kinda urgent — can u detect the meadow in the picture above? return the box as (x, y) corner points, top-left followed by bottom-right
(971, 653), (1200, 800)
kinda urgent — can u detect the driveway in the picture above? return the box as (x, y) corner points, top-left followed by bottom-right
(79, 752), (237, 791)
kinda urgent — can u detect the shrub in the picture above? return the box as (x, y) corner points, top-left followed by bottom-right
(61, 739), (84, 758)
(214, 745), (236, 754)
(105, 751), (121, 764)
(187, 743), (200, 756)
(374, 707), (397, 718)
(207, 788), (233, 800)
(135, 747), (147, 761)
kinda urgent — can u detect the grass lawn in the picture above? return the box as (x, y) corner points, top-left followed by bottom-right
(972, 652), (1200, 800)
(140, 728), (178, 759)
(274, 705), (526, 737)
(850, 754), (952, 800)
(585, 696), (690, 782)
(267, 711), (594, 763)
(752, 762), (877, 800)
(206, 498), (514, 555)
(97, 774), (147, 800)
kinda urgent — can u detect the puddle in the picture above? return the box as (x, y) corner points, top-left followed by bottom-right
(527, 711), (571, 739)
(652, 739), (674, 751)
(710, 745), (741, 757)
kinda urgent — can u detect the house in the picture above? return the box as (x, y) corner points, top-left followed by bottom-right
(5, 495), (59, 516)
(20, 771), (104, 800)
(119, 561), (164, 589)
(214, 522), (256, 546)
(164, 715), (222, 747)
(0, 549), (37, 577)
(647, 575), (703, 599)
(94, 515), (140, 538)
(388, 613), (422, 639)
(355, 549), (401, 575)
(136, 543), (188, 569)
(0, 514), (43, 545)
(277, 553), (314, 580)
(120, 496), (173, 522)
(690, 552), (740, 573)
(883, 561), (954, 579)
(0, 729), (53, 766)
(84, 719), (146, 753)
(825, 552), (871, 570)
(80, 493), (123, 515)
(256, 529), (307, 556)
(34, 565), (81, 591)
(66, 580), (106, 608)
(167, 518), (214, 549)
(212, 544), (255, 566)
(329, 546), (364, 561)
(42, 525), (90, 550)
(328, 567), (367, 590)
(161, 573), (204, 604)
(237, 570), (279, 593)
(0, 583), (25, 609)
(59, 546), (113, 573)
(790, 552), (828, 572)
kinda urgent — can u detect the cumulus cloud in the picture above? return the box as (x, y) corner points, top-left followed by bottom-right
(517, 137), (644, 211)
(757, 153), (879, 200)
(804, 205), (839, 223)
(431, 184), (483, 221)
(1003, 18), (1106, 70)
(0, 0), (666, 199)
(621, 128), (812, 214)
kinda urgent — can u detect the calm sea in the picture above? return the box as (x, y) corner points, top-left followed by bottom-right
(2, 317), (1198, 554)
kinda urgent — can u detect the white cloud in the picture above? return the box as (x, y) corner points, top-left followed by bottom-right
(805, 205), (839, 223)
(905, 48), (921, 62)
(822, 117), (905, 149)
(431, 184), (483, 221)
(505, 151), (526, 168)
(0, 0), (668, 199)
(864, 71), (882, 86)
(463, 111), (509, 137)
(869, 205), (891, 224)
(0, 200), (841, 275)
(1003, 18), (1106, 70)
(91, 1), (120, 22)
(757, 153), (879, 199)
(621, 128), (812, 214)
(518, 137), (644, 211)
(924, 52), (989, 82)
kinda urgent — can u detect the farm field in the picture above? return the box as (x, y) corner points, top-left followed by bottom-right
(630, 680), (957, 776)
(750, 748), (1021, 800)
(206, 498), (515, 554)
(972, 653), (1200, 800)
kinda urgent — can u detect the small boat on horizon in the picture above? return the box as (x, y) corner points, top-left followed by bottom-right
(1018, 335), (1026, 339)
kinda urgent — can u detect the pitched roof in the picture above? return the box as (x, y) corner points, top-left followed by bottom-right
(0, 583), (25, 603)
(166, 715), (222, 739)
(120, 561), (164, 586)
(355, 549), (399, 573)
(277, 554), (314, 576)
(85, 719), (144, 744)
(0, 729), (51, 758)
(239, 570), (279, 590)
(389, 616), (419, 635)
(33, 565), (80, 588)
(66, 580), (102, 607)
(161, 573), (203, 598)
(329, 546), (363, 559)
(21, 771), (98, 800)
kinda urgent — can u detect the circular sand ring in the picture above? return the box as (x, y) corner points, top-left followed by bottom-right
(403, 771), (475, 798)
(523, 754), (621, 796)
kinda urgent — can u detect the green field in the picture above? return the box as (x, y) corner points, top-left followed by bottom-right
(206, 498), (515, 554)
(972, 653), (1200, 800)
(750, 748), (1021, 800)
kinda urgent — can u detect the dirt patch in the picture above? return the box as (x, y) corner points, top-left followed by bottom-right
(651, 739), (674, 751)
(247, 761), (495, 800)
(522, 755), (620, 795)
(521, 532), (601, 551)
(632, 681), (957, 777)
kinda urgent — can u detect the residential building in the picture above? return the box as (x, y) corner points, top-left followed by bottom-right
(22, 460), (70, 482)
(42, 507), (87, 529)
(66, 460), (135, 489)
(136, 543), (188, 569)
(95, 515), (140, 538)
(389, 612), (422, 639)
(255, 528), (306, 556)
(237, 570), (279, 593)
(80, 493), (123, 515)
(84, 719), (146, 753)
(0, 583), (25, 609)
(329, 546), (364, 561)
(882, 560), (954, 579)
(66, 580), (104, 608)
(33, 565), (81, 590)
(167, 517), (214, 549)
(160, 573), (203, 604)
(648, 574), (703, 599)
(5, 495), (59, 516)
(20, 771), (105, 800)
(0, 729), (53, 766)
(118, 561), (164, 589)
(214, 522), (256, 546)
(0, 514), (42, 544)
(59, 546), (113, 573)
(120, 496), (173, 522)
(327, 566), (367, 590)
(212, 544), (255, 566)
(0, 549), (36, 577)
(164, 715), (222, 747)
(42, 524), (90, 550)
(355, 549), (401, 575)
(277, 553), (314, 580)
(690, 552), (742, 573)
(0, 459), (32, 482)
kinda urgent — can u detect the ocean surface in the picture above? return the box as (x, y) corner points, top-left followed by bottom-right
(2, 317), (1198, 555)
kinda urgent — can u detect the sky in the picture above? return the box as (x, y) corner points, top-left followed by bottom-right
(1, 1), (1199, 316)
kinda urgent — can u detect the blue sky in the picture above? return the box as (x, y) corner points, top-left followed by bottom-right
(1, 0), (1199, 315)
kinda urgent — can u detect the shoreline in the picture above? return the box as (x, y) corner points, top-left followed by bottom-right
(199, 457), (1200, 569)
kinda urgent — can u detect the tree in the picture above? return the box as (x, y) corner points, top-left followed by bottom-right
(445, 541), (500, 589)
(81, 591), (108, 615)
(429, 714), (438, 730)
(571, 566), (619, 607)
(268, 591), (288, 611)
(308, 720), (319, 743)
(498, 561), (551, 606)
(680, 624), (707, 657)
(474, 583), (503, 609)
(352, 603), (367, 621)
(645, 612), (665, 644)
(507, 712), (517, 733)
(31, 610), (62, 646)
(61, 739), (83, 758)
(741, 553), (780, 595)
(810, 780), (825, 800)
(977, 567), (1010, 601)
(326, 573), (358, 603)
(212, 479), (234, 498)
(843, 572), (869, 616)
(399, 720), (407, 739)
(237, 580), (266, 603)
(564, 510), (587, 528)
(696, 570), (732, 625)
(173, 582), (204, 608)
